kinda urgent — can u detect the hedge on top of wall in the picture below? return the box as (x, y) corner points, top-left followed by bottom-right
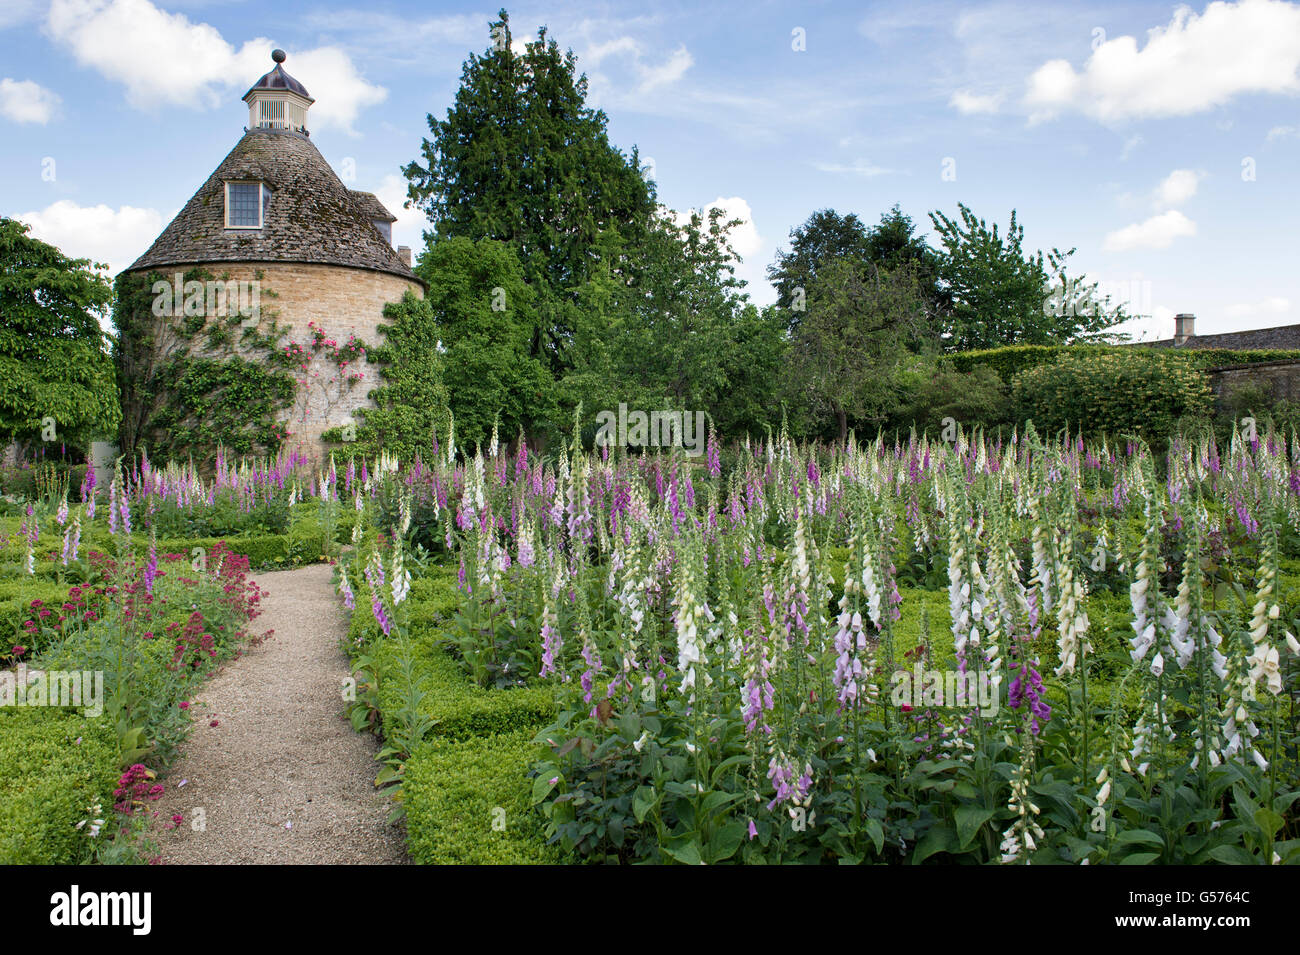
(950, 344), (1300, 384)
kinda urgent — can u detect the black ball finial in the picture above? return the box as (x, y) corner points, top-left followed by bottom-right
(272, 49), (286, 64)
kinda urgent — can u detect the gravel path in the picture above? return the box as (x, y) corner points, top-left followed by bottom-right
(152, 563), (407, 864)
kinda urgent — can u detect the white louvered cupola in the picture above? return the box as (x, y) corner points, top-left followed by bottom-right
(243, 49), (314, 134)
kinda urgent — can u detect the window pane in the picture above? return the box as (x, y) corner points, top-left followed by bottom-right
(228, 183), (261, 227)
(374, 220), (392, 243)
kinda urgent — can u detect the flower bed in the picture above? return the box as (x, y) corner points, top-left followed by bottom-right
(0, 531), (267, 863)
(336, 424), (1300, 865)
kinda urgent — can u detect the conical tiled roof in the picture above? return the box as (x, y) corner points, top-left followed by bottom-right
(127, 128), (419, 283)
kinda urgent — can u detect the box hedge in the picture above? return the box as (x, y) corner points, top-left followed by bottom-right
(0, 708), (119, 864)
(403, 728), (565, 865)
(151, 529), (325, 570)
(348, 560), (561, 864)
(374, 636), (554, 742)
(0, 580), (71, 654)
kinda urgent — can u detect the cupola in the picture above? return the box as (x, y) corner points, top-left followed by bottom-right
(243, 49), (313, 134)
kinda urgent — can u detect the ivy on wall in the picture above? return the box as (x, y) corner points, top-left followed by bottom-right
(113, 267), (296, 463)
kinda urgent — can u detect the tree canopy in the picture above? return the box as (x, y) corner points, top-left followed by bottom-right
(403, 9), (655, 306)
(929, 202), (1126, 351)
(0, 217), (120, 455)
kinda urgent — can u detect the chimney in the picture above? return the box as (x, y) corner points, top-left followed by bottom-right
(1174, 313), (1195, 345)
(397, 245), (412, 268)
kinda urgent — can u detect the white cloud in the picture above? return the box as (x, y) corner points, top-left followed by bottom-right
(0, 0), (42, 30)
(949, 89), (1004, 114)
(1103, 210), (1197, 251)
(813, 159), (893, 177)
(586, 36), (640, 67)
(1226, 296), (1290, 318)
(16, 199), (166, 275)
(1267, 123), (1298, 140)
(301, 10), (482, 62)
(0, 78), (61, 124)
(1024, 0), (1300, 122)
(1120, 134), (1144, 159)
(44, 0), (386, 134)
(637, 45), (692, 92)
(666, 196), (771, 301)
(672, 196), (762, 259)
(705, 196), (762, 260)
(285, 48), (388, 135)
(1153, 168), (1202, 207)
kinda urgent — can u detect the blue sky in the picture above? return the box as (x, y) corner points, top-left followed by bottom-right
(2, 0), (1300, 341)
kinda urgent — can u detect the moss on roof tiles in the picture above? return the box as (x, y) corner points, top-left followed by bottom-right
(128, 128), (420, 284)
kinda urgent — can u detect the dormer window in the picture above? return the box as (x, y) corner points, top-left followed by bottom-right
(373, 220), (392, 244)
(226, 181), (272, 229)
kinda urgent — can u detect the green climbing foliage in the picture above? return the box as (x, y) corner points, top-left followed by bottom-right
(113, 267), (295, 463)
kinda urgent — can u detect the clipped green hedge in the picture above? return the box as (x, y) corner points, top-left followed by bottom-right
(1, 524), (324, 573)
(1012, 349), (1213, 439)
(952, 343), (1300, 384)
(348, 560), (558, 864)
(152, 530), (325, 570)
(374, 636), (553, 742)
(0, 580), (70, 654)
(403, 728), (564, 865)
(0, 708), (119, 864)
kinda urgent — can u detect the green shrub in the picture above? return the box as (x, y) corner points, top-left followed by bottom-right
(894, 360), (1010, 434)
(0, 580), (69, 654)
(403, 728), (564, 864)
(374, 636), (553, 742)
(0, 708), (119, 864)
(152, 530), (324, 570)
(1012, 349), (1213, 440)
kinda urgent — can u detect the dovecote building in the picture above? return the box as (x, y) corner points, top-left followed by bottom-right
(126, 50), (423, 460)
